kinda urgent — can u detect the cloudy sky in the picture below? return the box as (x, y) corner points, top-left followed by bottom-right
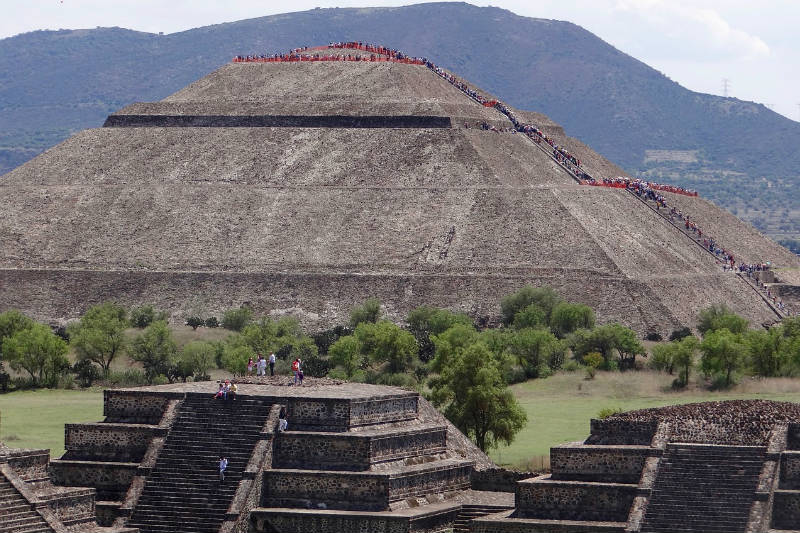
(3, 0), (798, 121)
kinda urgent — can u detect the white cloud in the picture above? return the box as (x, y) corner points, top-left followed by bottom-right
(614, 0), (769, 60)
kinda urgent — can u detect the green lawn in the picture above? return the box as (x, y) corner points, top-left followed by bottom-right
(0, 389), (103, 457)
(2, 369), (800, 466)
(490, 370), (800, 468)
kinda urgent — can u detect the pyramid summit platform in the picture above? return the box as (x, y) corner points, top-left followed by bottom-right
(2, 43), (799, 333)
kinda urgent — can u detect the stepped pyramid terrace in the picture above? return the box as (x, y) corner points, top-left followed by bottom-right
(3, 385), (799, 533)
(2, 44), (800, 333)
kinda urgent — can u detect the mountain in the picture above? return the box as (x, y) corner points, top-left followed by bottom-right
(1, 2), (799, 239)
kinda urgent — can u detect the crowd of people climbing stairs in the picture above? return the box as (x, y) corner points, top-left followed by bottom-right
(232, 42), (790, 315)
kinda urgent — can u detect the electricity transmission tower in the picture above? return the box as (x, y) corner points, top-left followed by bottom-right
(722, 78), (731, 97)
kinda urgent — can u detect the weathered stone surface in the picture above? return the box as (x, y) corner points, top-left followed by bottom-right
(1, 58), (793, 334)
(549, 444), (650, 484)
(515, 476), (637, 522)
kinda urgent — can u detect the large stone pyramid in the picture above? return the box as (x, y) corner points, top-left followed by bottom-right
(2, 45), (798, 333)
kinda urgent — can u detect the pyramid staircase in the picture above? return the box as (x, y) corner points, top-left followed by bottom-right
(772, 423), (800, 532)
(126, 396), (273, 533)
(0, 473), (52, 533)
(640, 444), (766, 533)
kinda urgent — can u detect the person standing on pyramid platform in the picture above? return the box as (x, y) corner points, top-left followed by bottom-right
(256, 354), (266, 377)
(292, 358), (302, 386)
(269, 352), (276, 376)
(230, 382), (237, 401)
(247, 357), (254, 376)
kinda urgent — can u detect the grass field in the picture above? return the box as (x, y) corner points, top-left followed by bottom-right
(0, 389), (103, 457)
(2, 369), (800, 464)
(489, 370), (800, 469)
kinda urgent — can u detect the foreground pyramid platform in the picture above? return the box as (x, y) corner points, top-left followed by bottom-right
(2, 45), (799, 333)
(470, 400), (800, 533)
(44, 380), (513, 533)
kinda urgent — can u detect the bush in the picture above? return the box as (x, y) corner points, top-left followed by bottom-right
(221, 345), (254, 376)
(562, 360), (583, 372)
(205, 317), (219, 328)
(669, 327), (692, 342)
(645, 332), (663, 342)
(106, 369), (148, 387)
(221, 307), (253, 332)
(130, 305), (166, 328)
(73, 359), (101, 387)
(349, 298), (382, 328)
(597, 407), (623, 419)
(301, 353), (332, 378)
(186, 316), (204, 331)
(501, 286), (562, 326)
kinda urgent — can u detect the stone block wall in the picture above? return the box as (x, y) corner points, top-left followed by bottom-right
(788, 423), (800, 450)
(273, 433), (371, 471)
(470, 468), (536, 493)
(64, 423), (163, 462)
(287, 393), (418, 431)
(586, 419), (658, 445)
(350, 395), (418, 427)
(388, 462), (472, 501)
(550, 444), (651, 483)
(39, 489), (96, 526)
(516, 476), (637, 522)
(273, 426), (446, 471)
(103, 390), (177, 424)
(2, 449), (50, 481)
(772, 490), (800, 530)
(251, 506), (459, 533)
(49, 460), (138, 500)
(780, 451), (800, 490)
(263, 469), (388, 511)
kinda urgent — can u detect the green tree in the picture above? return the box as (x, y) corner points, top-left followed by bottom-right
(69, 302), (128, 376)
(500, 286), (562, 326)
(354, 321), (418, 374)
(569, 324), (645, 370)
(181, 341), (216, 379)
(430, 324), (480, 374)
(429, 342), (527, 452)
(2, 323), (70, 387)
(700, 329), (747, 387)
(512, 304), (547, 330)
(697, 304), (748, 336)
(221, 306), (253, 331)
(328, 335), (364, 378)
(649, 343), (677, 374)
(407, 306), (472, 362)
(549, 302), (595, 338)
(0, 310), (35, 375)
(186, 316), (204, 331)
(221, 345), (254, 377)
(130, 305), (166, 328)
(129, 321), (177, 382)
(672, 336), (699, 387)
(745, 328), (785, 377)
(349, 298), (382, 328)
(508, 328), (566, 377)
